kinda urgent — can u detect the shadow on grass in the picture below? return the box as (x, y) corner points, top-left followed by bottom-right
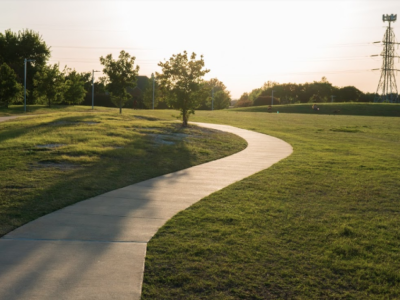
(0, 114), (102, 144)
(233, 103), (400, 117)
(0, 121), (201, 298)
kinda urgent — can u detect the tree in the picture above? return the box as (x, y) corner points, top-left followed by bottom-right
(143, 77), (161, 109)
(157, 51), (209, 126)
(338, 86), (362, 102)
(33, 64), (65, 107)
(0, 63), (22, 108)
(235, 92), (252, 107)
(201, 78), (231, 110)
(64, 69), (87, 105)
(100, 50), (139, 114)
(0, 29), (50, 103)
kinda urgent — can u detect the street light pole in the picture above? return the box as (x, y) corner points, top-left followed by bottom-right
(271, 90), (274, 106)
(92, 70), (100, 110)
(151, 73), (155, 110)
(24, 58), (35, 112)
(212, 86), (214, 111)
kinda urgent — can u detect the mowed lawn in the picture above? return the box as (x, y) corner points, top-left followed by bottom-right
(0, 108), (247, 237)
(142, 104), (400, 299)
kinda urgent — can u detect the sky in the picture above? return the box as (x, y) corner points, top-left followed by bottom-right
(1, 0), (399, 99)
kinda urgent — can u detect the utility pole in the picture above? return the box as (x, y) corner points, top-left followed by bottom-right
(24, 58), (35, 112)
(373, 14), (400, 103)
(331, 95), (335, 103)
(151, 73), (155, 109)
(212, 86), (214, 111)
(271, 90), (274, 106)
(92, 70), (100, 110)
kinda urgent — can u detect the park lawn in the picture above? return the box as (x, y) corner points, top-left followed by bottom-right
(142, 105), (400, 299)
(0, 104), (110, 116)
(233, 102), (400, 117)
(0, 108), (247, 237)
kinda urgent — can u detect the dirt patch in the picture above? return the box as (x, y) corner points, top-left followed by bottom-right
(134, 115), (160, 121)
(48, 121), (79, 126)
(31, 161), (79, 170)
(36, 144), (66, 149)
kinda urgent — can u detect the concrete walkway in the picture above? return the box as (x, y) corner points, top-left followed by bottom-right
(0, 122), (292, 300)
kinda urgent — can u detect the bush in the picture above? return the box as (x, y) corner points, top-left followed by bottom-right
(253, 96), (280, 106)
(235, 98), (253, 107)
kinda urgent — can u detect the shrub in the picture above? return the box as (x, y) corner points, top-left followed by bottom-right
(253, 96), (280, 106)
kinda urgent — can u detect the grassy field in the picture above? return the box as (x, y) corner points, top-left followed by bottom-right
(0, 107), (247, 237)
(142, 104), (400, 299)
(234, 102), (400, 117)
(0, 104), (101, 116)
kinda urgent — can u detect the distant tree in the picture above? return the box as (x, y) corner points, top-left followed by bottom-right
(200, 78), (231, 110)
(0, 29), (50, 103)
(64, 69), (87, 105)
(0, 63), (23, 108)
(157, 51), (209, 126)
(142, 77), (160, 109)
(235, 92), (252, 107)
(359, 92), (375, 102)
(309, 93), (328, 103)
(33, 64), (65, 107)
(338, 86), (362, 102)
(100, 50), (139, 114)
(253, 95), (280, 106)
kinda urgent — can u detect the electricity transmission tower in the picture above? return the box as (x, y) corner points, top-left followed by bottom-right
(374, 14), (400, 103)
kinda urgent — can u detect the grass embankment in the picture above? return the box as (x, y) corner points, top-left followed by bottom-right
(0, 104), (101, 116)
(142, 104), (400, 299)
(0, 108), (247, 236)
(234, 102), (400, 117)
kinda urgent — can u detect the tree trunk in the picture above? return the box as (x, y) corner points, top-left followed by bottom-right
(182, 109), (188, 127)
(119, 101), (122, 114)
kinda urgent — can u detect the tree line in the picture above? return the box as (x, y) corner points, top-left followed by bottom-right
(0, 29), (231, 123)
(235, 77), (376, 107)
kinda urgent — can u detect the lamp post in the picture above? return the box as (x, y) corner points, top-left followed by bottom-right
(271, 90), (274, 106)
(92, 70), (100, 110)
(212, 86), (214, 111)
(24, 58), (35, 112)
(151, 73), (155, 109)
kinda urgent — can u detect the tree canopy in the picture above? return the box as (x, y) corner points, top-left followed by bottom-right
(237, 77), (372, 107)
(0, 63), (22, 108)
(64, 69), (87, 105)
(157, 51), (209, 126)
(201, 78), (231, 110)
(33, 64), (65, 107)
(100, 50), (139, 114)
(0, 29), (50, 104)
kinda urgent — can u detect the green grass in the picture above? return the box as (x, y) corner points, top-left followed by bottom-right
(0, 107), (247, 237)
(233, 102), (400, 117)
(0, 104), (110, 116)
(142, 105), (400, 299)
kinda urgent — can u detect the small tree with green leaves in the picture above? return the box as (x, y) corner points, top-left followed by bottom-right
(100, 50), (139, 114)
(0, 63), (22, 108)
(142, 78), (161, 109)
(64, 69), (87, 105)
(202, 78), (231, 110)
(157, 51), (209, 126)
(33, 64), (65, 107)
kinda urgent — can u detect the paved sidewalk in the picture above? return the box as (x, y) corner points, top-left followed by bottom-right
(0, 122), (292, 300)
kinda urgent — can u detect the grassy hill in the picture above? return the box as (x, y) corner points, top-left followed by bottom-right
(142, 104), (400, 299)
(233, 102), (400, 117)
(0, 108), (246, 237)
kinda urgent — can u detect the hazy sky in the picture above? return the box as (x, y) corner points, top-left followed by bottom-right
(2, 0), (399, 98)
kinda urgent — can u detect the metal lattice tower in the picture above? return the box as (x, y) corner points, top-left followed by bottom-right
(374, 14), (400, 103)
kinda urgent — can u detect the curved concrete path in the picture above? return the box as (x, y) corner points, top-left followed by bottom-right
(0, 122), (292, 300)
